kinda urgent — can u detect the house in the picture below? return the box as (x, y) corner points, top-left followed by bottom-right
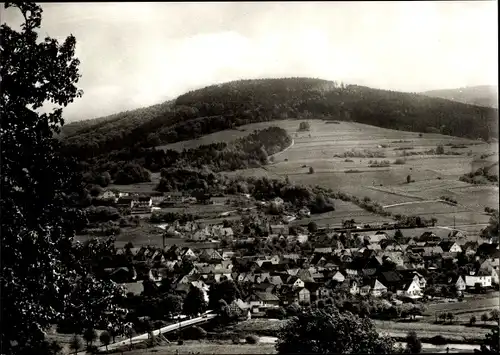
(135, 196), (152, 209)
(480, 258), (500, 284)
(220, 227), (234, 240)
(314, 247), (333, 254)
(270, 224), (289, 236)
(364, 279), (387, 297)
(331, 271), (346, 283)
(399, 270), (427, 290)
(397, 278), (422, 299)
(151, 195), (165, 206)
(287, 276), (305, 289)
(463, 242), (478, 256)
(99, 190), (117, 201)
(117, 196), (134, 208)
(254, 292), (280, 308)
(451, 275), (466, 294)
(298, 288), (311, 304)
(465, 270), (492, 288)
(361, 233), (387, 244)
(179, 247), (197, 261)
(121, 281), (144, 296)
(439, 241), (462, 254)
(198, 249), (223, 263)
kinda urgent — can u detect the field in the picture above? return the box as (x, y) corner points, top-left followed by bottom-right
(223, 119), (497, 230)
(126, 341), (277, 355)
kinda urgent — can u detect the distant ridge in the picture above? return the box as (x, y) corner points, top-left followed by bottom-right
(61, 78), (498, 160)
(422, 85), (498, 108)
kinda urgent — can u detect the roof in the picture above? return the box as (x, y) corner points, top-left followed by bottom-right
(380, 271), (402, 284)
(254, 292), (280, 302)
(121, 281), (144, 295)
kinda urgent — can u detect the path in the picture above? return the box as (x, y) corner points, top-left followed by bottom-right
(81, 313), (216, 354)
(383, 199), (441, 209)
(268, 139), (295, 159)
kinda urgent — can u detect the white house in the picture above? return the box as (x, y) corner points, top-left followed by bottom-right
(331, 271), (345, 283)
(465, 271), (492, 288)
(99, 190), (117, 201)
(397, 279), (422, 299)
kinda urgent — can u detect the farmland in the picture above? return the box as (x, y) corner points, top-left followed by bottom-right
(222, 119), (497, 230)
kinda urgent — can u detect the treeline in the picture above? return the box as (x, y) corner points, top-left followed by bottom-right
(81, 126), (290, 186)
(63, 78), (498, 161)
(460, 164), (499, 185)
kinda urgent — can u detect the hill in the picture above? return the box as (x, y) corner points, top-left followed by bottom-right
(422, 85), (498, 108)
(62, 78), (498, 160)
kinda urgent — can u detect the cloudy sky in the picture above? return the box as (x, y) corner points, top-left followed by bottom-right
(2, 1), (498, 122)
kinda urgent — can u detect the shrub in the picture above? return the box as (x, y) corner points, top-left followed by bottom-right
(393, 158), (406, 165)
(246, 334), (259, 344)
(344, 159), (354, 162)
(309, 167), (315, 174)
(177, 340), (184, 345)
(345, 169), (361, 173)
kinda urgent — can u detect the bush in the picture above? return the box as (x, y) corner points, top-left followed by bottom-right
(344, 159), (354, 162)
(393, 158), (406, 165)
(429, 335), (447, 346)
(177, 340), (184, 345)
(246, 334), (259, 344)
(309, 166), (315, 174)
(184, 326), (207, 340)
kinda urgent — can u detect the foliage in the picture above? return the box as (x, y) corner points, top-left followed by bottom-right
(460, 165), (499, 185)
(308, 221), (318, 233)
(183, 286), (207, 316)
(99, 331), (111, 351)
(478, 326), (500, 354)
(275, 308), (396, 354)
(405, 331), (422, 354)
(83, 327), (97, 347)
(69, 334), (82, 355)
(0, 3), (123, 353)
(246, 334), (260, 344)
(208, 280), (241, 309)
(309, 166), (315, 174)
(298, 121), (311, 131)
(64, 78), (498, 164)
(113, 163), (151, 185)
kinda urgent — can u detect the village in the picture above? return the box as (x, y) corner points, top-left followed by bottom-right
(92, 187), (500, 324)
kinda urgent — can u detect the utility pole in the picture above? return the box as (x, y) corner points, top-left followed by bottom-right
(454, 216), (456, 230)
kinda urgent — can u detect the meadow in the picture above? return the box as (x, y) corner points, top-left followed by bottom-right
(223, 119), (496, 231)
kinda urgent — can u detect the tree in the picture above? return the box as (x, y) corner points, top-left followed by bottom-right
(275, 308), (396, 354)
(446, 312), (454, 324)
(298, 121), (310, 131)
(394, 229), (404, 242)
(1, 3), (125, 352)
(405, 331), (422, 354)
(309, 166), (315, 174)
(69, 334), (82, 355)
(99, 331), (111, 352)
(479, 326), (500, 354)
(469, 315), (477, 326)
(490, 309), (499, 323)
(307, 221), (318, 233)
(436, 145), (445, 155)
(208, 280), (241, 310)
(83, 327), (97, 347)
(481, 313), (489, 324)
(407, 175), (412, 184)
(183, 286), (207, 316)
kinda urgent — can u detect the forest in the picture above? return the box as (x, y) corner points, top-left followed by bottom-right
(82, 126), (291, 186)
(62, 78), (498, 162)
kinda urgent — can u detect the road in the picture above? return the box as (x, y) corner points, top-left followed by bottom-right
(82, 313), (217, 354)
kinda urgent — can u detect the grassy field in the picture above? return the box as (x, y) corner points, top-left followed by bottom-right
(125, 341), (276, 355)
(222, 119), (496, 230)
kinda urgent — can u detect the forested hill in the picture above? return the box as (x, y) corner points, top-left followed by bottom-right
(63, 78), (498, 160)
(422, 85), (498, 108)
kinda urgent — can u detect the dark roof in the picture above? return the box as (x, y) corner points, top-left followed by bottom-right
(380, 271), (402, 284)
(117, 196), (134, 203)
(438, 241), (456, 252)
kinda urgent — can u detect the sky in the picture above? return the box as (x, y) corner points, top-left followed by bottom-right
(2, 1), (498, 122)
